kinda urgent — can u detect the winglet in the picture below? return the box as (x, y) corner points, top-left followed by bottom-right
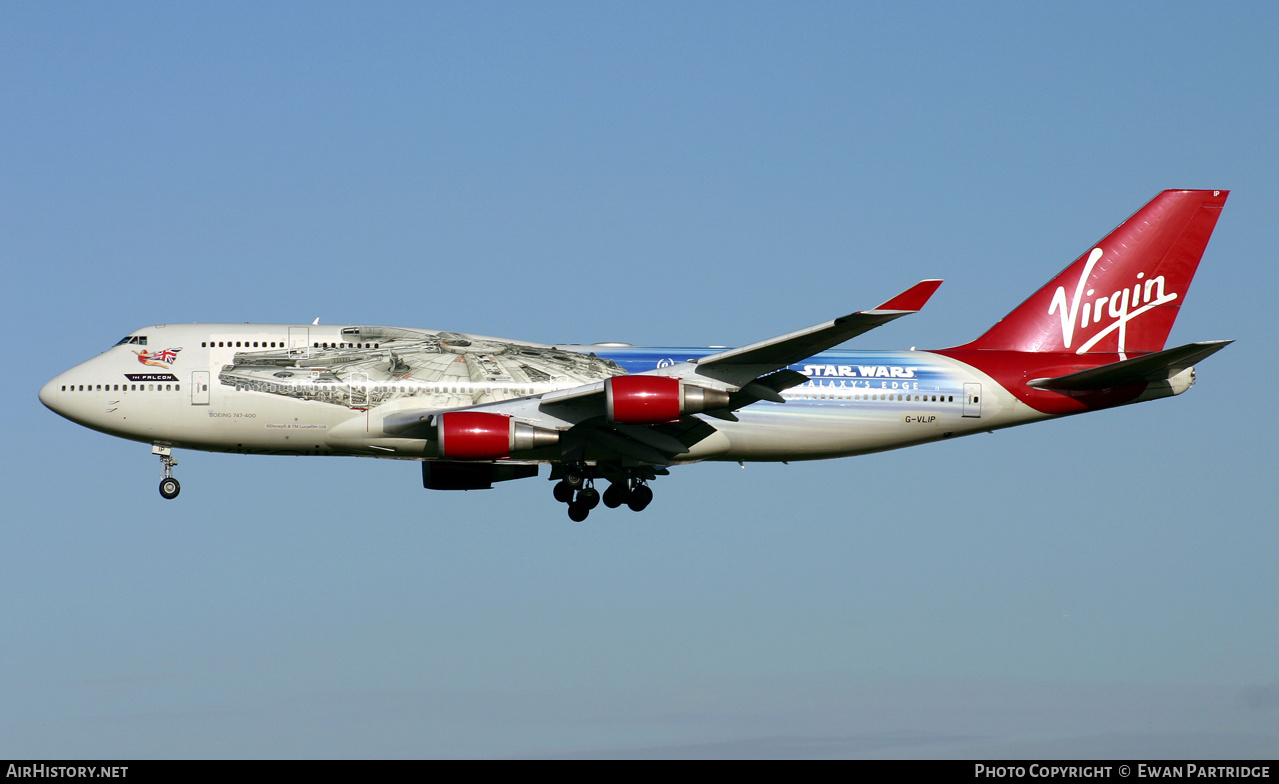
(869, 279), (943, 313)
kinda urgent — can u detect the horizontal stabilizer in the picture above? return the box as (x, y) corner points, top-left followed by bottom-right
(1027, 340), (1232, 391)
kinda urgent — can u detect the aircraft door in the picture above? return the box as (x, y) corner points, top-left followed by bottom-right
(963, 382), (982, 418)
(191, 371), (210, 405)
(288, 326), (310, 358)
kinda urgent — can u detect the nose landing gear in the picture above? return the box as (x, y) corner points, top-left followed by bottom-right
(154, 445), (180, 500)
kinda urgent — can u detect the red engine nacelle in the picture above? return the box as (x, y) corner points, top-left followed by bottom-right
(605, 375), (731, 425)
(436, 411), (559, 460)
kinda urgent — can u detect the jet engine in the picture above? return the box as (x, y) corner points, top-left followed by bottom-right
(604, 375), (731, 425)
(436, 411), (559, 459)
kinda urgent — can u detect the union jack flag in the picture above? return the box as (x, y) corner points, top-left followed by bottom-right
(137, 347), (182, 367)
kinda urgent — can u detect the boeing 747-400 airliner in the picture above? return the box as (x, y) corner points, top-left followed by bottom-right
(41, 189), (1231, 520)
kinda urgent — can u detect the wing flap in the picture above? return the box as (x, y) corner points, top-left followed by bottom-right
(586, 429), (674, 465)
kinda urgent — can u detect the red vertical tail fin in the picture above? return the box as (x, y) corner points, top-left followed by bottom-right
(961, 190), (1228, 355)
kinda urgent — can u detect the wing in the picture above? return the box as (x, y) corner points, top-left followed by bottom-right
(675, 279), (942, 388)
(382, 279), (942, 463)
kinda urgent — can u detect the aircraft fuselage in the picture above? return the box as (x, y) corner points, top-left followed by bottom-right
(40, 322), (1185, 466)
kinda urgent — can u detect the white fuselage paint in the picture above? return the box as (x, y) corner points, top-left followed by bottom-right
(41, 323), (1058, 465)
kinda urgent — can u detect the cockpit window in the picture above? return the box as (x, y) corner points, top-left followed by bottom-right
(114, 335), (148, 346)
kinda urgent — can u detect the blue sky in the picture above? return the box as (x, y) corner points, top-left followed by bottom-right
(2, 1), (1277, 759)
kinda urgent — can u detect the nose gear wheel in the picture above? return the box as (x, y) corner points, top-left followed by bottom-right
(154, 445), (181, 500)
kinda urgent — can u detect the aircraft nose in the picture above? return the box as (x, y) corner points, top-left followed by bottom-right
(39, 377), (62, 413)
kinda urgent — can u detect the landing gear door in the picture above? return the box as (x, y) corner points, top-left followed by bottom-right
(288, 326), (310, 358)
(191, 371), (210, 405)
(963, 382), (982, 418)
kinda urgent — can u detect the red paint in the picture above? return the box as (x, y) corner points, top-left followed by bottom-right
(607, 375), (682, 424)
(934, 349), (1148, 415)
(960, 190), (1228, 355)
(874, 279), (943, 311)
(437, 411), (512, 459)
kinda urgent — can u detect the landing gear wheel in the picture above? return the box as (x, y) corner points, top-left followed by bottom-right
(154, 446), (180, 499)
(563, 469), (586, 489)
(602, 483), (628, 509)
(553, 480), (575, 504)
(567, 503), (590, 522)
(627, 483), (653, 512)
(159, 477), (181, 500)
(577, 487), (600, 510)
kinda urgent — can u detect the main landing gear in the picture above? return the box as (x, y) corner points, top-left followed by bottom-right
(552, 465), (655, 522)
(154, 445), (180, 500)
